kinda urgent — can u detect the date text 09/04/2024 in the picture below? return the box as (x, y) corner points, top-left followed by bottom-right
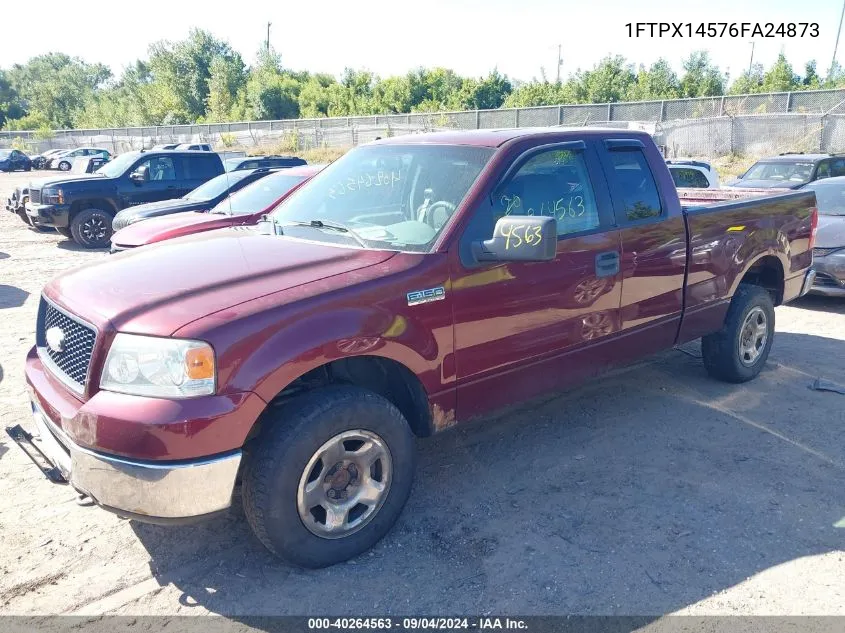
(625, 22), (819, 38)
(307, 618), (528, 630)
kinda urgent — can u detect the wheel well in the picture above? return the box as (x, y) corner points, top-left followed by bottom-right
(261, 356), (434, 438)
(739, 255), (784, 305)
(70, 199), (117, 220)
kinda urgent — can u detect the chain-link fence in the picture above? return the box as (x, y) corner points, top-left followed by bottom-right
(3, 88), (845, 157)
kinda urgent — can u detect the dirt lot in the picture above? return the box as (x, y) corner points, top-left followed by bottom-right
(1, 169), (844, 617)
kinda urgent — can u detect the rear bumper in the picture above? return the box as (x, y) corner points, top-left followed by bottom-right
(783, 267), (816, 304)
(14, 400), (242, 522)
(26, 202), (70, 228)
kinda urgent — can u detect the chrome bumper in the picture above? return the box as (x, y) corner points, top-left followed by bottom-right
(23, 400), (242, 522)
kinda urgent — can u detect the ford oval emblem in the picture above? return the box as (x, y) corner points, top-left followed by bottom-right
(46, 326), (66, 353)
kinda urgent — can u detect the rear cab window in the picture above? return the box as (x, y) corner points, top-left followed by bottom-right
(669, 166), (709, 189)
(604, 145), (663, 222)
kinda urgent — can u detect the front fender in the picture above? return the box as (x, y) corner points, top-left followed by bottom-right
(235, 305), (443, 404)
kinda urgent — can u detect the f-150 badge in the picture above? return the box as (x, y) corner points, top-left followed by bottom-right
(407, 286), (446, 306)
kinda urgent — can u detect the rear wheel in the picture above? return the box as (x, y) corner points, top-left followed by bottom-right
(70, 209), (113, 249)
(702, 284), (775, 383)
(58, 161), (71, 171)
(242, 385), (416, 568)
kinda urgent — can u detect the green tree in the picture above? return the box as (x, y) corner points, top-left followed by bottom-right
(503, 81), (574, 107)
(452, 70), (512, 110)
(206, 55), (246, 122)
(572, 55), (636, 103)
(627, 59), (680, 100)
(729, 63), (764, 94)
(6, 53), (110, 128)
(147, 29), (244, 123)
(761, 53), (799, 92)
(802, 60), (821, 89)
(679, 51), (725, 97)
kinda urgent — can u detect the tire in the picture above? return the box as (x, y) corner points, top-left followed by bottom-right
(55, 227), (73, 238)
(242, 385), (416, 568)
(702, 284), (775, 383)
(58, 161), (71, 171)
(70, 208), (113, 249)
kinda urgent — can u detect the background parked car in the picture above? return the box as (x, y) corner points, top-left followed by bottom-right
(25, 149), (224, 248)
(224, 155), (307, 172)
(111, 166), (279, 230)
(0, 148), (32, 172)
(726, 153), (845, 189)
(175, 143), (212, 151)
(31, 149), (65, 169)
(71, 155), (110, 174)
(151, 143), (180, 150)
(665, 159), (719, 189)
(801, 177), (845, 297)
(111, 164), (324, 251)
(48, 147), (111, 171)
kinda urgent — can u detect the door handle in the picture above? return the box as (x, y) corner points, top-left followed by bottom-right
(595, 251), (620, 278)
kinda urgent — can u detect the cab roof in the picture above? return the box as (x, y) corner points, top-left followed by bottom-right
(372, 127), (650, 148)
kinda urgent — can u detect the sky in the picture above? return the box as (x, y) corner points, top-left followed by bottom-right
(0, 0), (843, 83)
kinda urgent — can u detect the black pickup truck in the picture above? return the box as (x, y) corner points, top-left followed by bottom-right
(25, 150), (224, 248)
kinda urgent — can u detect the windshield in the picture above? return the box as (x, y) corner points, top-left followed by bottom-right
(742, 160), (815, 183)
(0, 150), (11, 159)
(185, 170), (253, 202)
(211, 172), (307, 215)
(805, 180), (845, 215)
(272, 145), (493, 252)
(96, 152), (138, 177)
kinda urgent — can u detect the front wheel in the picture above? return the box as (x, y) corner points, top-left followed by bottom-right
(702, 284), (775, 383)
(70, 209), (113, 249)
(58, 161), (71, 171)
(242, 386), (416, 568)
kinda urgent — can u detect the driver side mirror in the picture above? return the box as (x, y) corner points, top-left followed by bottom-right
(472, 216), (557, 263)
(130, 165), (149, 183)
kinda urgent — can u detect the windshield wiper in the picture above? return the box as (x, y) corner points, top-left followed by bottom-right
(284, 219), (367, 247)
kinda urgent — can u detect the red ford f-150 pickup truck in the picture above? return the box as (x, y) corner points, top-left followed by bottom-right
(10, 128), (818, 568)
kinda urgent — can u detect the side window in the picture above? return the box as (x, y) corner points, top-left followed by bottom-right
(816, 161), (831, 180)
(669, 167), (709, 188)
(137, 156), (176, 181)
(830, 159), (845, 178)
(494, 148), (600, 237)
(608, 149), (662, 221)
(241, 160), (259, 170)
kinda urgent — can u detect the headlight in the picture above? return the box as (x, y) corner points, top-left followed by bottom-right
(100, 333), (216, 398)
(42, 188), (64, 204)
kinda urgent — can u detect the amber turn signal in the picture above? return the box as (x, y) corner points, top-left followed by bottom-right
(185, 346), (215, 380)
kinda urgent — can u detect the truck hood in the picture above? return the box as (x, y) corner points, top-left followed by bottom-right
(111, 198), (209, 231)
(30, 173), (106, 187)
(816, 214), (845, 248)
(112, 211), (233, 247)
(726, 179), (804, 189)
(45, 228), (397, 335)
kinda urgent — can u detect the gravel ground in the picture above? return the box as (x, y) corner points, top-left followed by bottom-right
(1, 170), (844, 617)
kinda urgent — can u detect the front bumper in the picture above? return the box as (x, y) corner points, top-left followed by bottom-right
(10, 400), (242, 523)
(809, 254), (845, 298)
(20, 345), (266, 522)
(26, 202), (71, 227)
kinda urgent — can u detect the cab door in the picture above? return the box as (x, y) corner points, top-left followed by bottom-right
(125, 155), (179, 205)
(451, 141), (623, 420)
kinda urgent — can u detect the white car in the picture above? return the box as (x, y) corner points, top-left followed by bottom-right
(666, 159), (720, 189)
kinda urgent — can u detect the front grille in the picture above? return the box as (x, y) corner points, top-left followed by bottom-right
(814, 273), (842, 288)
(36, 298), (97, 392)
(30, 189), (41, 204)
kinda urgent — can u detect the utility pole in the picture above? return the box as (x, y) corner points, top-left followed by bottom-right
(266, 22), (272, 53)
(748, 40), (755, 75)
(556, 44), (562, 84)
(833, 0), (845, 75)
